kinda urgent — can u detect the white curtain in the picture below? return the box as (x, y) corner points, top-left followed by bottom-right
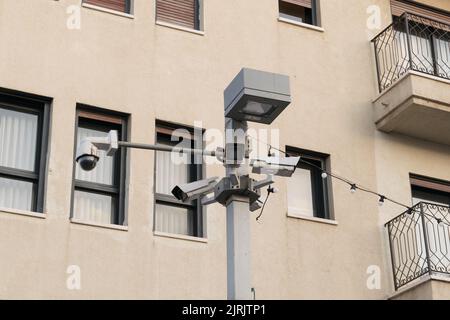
(0, 177), (33, 211)
(412, 197), (450, 272)
(0, 107), (38, 211)
(155, 147), (189, 195)
(287, 168), (314, 217)
(73, 190), (112, 224)
(425, 220), (450, 271)
(409, 33), (434, 74)
(435, 37), (450, 77)
(155, 203), (193, 236)
(73, 126), (115, 223)
(155, 143), (193, 236)
(388, 31), (434, 79)
(0, 107), (37, 171)
(392, 30), (447, 77)
(379, 30), (435, 89)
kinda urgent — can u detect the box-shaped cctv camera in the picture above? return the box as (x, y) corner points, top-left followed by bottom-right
(224, 68), (291, 124)
(250, 156), (300, 177)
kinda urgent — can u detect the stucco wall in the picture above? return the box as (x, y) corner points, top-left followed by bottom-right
(0, 0), (448, 299)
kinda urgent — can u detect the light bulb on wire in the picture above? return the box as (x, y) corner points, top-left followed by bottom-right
(378, 196), (386, 207)
(268, 186), (279, 194)
(250, 137), (414, 215)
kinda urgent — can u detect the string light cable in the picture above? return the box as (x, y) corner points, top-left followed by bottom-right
(256, 186), (277, 222)
(248, 135), (450, 227)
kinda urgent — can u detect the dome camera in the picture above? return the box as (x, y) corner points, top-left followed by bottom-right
(75, 130), (118, 172)
(75, 140), (101, 171)
(76, 154), (99, 171)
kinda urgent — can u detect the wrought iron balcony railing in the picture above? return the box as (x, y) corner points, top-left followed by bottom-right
(372, 13), (450, 92)
(386, 202), (450, 290)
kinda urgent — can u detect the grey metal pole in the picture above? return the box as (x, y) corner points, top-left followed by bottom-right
(225, 118), (252, 300)
(226, 195), (251, 300)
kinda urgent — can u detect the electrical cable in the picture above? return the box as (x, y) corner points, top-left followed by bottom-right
(256, 188), (271, 222)
(247, 135), (450, 227)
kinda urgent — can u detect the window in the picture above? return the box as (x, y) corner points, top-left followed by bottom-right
(83, 0), (132, 14)
(72, 107), (128, 225)
(0, 90), (50, 213)
(154, 121), (204, 237)
(391, 16), (450, 77)
(410, 174), (450, 207)
(390, 0), (450, 78)
(278, 0), (319, 26)
(286, 147), (331, 219)
(409, 175), (450, 271)
(156, 0), (201, 31)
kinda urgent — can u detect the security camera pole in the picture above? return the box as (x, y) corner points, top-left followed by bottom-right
(75, 68), (293, 300)
(220, 69), (291, 299)
(223, 118), (252, 300)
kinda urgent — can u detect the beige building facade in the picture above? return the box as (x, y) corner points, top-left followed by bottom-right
(0, 0), (449, 299)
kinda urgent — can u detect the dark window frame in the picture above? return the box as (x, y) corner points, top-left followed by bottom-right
(125, 0), (132, 14)
(71, 106), (128, 225)
(153, 120), (204, 237)
(278, 0), (320, 27)
(0, 89), (51, 213)
(194, 0), (201, 31)
(286, 146), (333, 220)
(410, 174), (450, 207)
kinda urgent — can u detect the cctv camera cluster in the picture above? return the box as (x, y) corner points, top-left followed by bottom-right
(74, 68), (298, 218)
(170, 155), (300, 209)
(74, 68), (294, 300)
(75, 128), (300, 211)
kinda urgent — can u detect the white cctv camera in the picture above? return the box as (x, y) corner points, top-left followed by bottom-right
(250, 156), (300, 177)
(171, 177), (220, 203)
(76, 140), (100, 171)
(75, 130), (119, 172)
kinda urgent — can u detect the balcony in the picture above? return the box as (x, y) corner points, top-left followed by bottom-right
(386, 202), (450, 293)
(372, 13), (450, 145)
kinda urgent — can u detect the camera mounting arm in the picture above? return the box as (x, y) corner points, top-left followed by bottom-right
(117, 140), (218, 157)
(76, 130), (223, 171)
